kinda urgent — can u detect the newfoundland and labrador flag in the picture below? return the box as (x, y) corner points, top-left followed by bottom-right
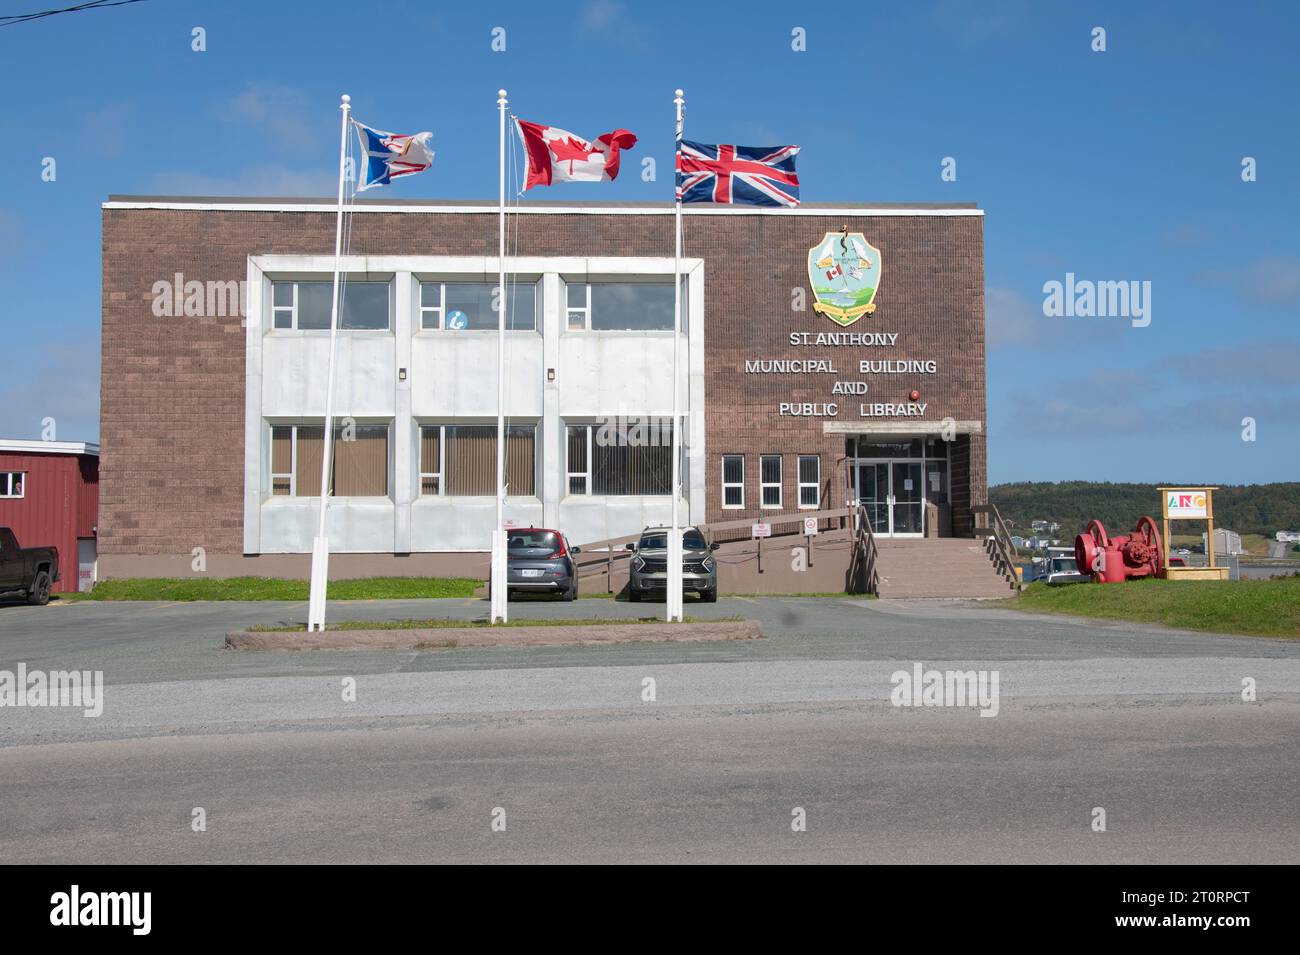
(676, 140), (800, 207)
(353, 121), (434, 192)
(516, 119), (638, 189)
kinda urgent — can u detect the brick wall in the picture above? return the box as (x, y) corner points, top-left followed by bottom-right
(100, 202), (985, 559)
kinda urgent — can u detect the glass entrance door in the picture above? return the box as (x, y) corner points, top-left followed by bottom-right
(852, 459), (925, 537)
(890, 461), (924, 536)
(855, 462), (889, 534)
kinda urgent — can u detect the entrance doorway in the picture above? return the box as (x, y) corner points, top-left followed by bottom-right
(847, 437), (951, 538)
(853, 460), (924, 537)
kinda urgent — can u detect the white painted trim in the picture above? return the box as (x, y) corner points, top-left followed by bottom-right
(0, 439), (99, 456)
(105, 200), (983, 218)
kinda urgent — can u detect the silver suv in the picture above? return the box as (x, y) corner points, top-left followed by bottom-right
(625, 526), (719, 602)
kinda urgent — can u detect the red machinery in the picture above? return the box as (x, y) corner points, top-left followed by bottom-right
(1074, 517), (1163, 583)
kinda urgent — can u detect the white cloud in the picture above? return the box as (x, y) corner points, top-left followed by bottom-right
(219, 83), (320, 146)
(0, 339), (100, 443)
(1193, 256), (1300, 308)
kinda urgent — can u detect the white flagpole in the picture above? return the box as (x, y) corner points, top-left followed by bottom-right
(490, 89), (509, 624)
(307, 92), (352, 632)
(667, 88), (685, 623)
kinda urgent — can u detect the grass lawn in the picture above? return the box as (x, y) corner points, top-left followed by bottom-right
(248, 615), (741, 632)
(1005, 576), (1300, 637)
(60, 576), (480, 602)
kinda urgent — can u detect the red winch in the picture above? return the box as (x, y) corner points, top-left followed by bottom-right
(1074, 517), (1163, 583)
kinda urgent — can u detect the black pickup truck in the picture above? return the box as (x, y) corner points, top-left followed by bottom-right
(0, 527), (59, 605)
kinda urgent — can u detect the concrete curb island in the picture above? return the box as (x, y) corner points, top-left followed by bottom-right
(226, 620), (763, 651)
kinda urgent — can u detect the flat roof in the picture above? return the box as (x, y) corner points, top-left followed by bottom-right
(103, 196), (983, 217)
(0, 439), (99, 457)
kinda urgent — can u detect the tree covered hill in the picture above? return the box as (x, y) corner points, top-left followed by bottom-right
(989, 482), (1300, 538)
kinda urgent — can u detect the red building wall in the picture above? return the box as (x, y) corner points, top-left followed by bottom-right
(0, 451), (99, 593)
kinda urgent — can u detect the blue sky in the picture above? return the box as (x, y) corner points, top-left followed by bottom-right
(1, 0), (1297, 485)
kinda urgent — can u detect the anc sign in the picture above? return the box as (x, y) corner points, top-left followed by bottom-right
(1165, 490), (1209, 519)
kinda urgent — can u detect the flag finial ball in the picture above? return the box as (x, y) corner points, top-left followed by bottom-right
(675, 88), (684, 97)
(498, 88), (508, 98)
(340, 94), (350, 104)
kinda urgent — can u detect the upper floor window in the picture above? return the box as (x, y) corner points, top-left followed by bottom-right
(0, 471), (24, 499)
(564, 281), (679, 331)
(269, 422), (390, 497)
(271, 280), (390, 330)
(419, 280), (537, 331)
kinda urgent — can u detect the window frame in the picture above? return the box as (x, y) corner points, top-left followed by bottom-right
(0, 471), (25, 499)
(418, 424), (445, 495)
(760, 454), (783, 510)
(417, 423), (538, 498)
(565, 280), (678, 333)
(721, 454), (744, 510)
(270, 279), (392, 331)
(266, 421), (392, 498)
(565, 424), (593, 496)
(564, 281), (591, 331)
(417, 279), (539, 332)
(797, 455), (821, 509)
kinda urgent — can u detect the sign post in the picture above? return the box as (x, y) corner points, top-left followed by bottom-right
(1157, 486), (1229, 581)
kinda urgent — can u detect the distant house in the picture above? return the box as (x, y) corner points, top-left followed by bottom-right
(1030, 520), (1060, 533)
(1202, 528), (1244, 556)
(0, 439), (100, 593)
(1277, 531), (1300, 543)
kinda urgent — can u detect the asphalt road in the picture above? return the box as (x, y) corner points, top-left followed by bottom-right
(1, 596), (1297, 863)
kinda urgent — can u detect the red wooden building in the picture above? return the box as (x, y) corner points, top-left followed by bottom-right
(0, 440), (100, 593)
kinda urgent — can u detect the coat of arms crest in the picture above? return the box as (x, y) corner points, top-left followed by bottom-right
(808, 228), (882, 327)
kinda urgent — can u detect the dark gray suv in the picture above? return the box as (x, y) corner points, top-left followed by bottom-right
(625, 526), (719, 602)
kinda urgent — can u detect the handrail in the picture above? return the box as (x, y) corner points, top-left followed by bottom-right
(972, 503), (1021, 591)
(572, 505), (859, 593)
(848, 503), (879, 594)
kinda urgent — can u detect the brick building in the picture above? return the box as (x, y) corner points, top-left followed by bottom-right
(99, 197), (985, 580)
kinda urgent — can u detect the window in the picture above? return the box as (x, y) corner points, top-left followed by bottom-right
(721, 455), (744, 509)
(565, 282), (589, 331)
(418, 280), (537, 331)
(268, 423), (390, 496)
(565, 421), (672, 495)
(0, 471), (24, 499)
(565, 281), (677, 331)
(566, 425), (590, 494)
(760, 454), (782, 508)
(271, 280), (390, 330)
(419, 424), (536, 496)
(798, 455), (820, 508)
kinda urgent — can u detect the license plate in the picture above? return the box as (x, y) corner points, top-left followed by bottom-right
(521, 569), (543, 577)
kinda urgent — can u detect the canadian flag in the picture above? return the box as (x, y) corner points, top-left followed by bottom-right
(515, 119), (638, 190)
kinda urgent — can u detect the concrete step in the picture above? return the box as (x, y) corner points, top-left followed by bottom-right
(872, 537), (1015, 598)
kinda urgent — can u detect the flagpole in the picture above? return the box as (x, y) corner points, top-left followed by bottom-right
(490, 89), (509, 624)
(307, 92), (352, 632)
(667, 88), (685, 624)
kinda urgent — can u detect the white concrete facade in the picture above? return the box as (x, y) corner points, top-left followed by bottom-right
(243, 254), (706, 554)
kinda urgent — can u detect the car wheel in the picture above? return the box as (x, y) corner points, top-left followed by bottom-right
(701, 588), (717, 603)
(561, 582), (576, 602)
(628, 587), (640, 602)
(27, 571), (51, 606)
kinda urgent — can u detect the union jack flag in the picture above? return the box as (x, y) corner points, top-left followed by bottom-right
(676, 140), (800, 207)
